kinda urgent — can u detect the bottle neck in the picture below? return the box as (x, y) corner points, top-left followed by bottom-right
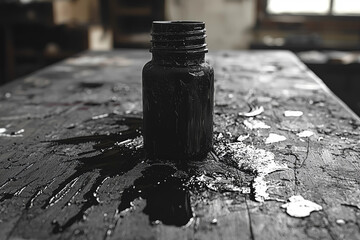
(152, 52), (205, 66)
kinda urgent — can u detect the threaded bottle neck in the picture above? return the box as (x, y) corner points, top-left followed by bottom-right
(150, 21), (208, 66)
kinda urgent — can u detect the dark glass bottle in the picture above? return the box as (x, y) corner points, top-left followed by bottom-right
(142, 21), (214, 162)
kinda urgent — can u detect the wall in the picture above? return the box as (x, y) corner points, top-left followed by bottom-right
(53, 0), (99, 25)
(165, 0), (255, 50)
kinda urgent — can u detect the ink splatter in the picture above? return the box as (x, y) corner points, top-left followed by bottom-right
(46, 114), (144, 233)
(118, 164), (193, 226)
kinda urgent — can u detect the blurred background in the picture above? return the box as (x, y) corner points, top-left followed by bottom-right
(0, 0), (360, 115)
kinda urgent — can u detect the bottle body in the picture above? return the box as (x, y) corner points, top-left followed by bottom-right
(143, 60), (214, 161)
(142, 21), (214, 161)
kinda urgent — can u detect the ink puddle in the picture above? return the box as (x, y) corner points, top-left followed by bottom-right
(118, 164), (193, 226)
(45, 113), (193, 233)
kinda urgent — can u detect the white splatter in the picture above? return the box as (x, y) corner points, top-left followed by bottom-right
(217, 133), (224, 140)
(281, 195), (322, 218)
(0, 128), (24, 137)
(243, 118), (270, 129)
(284, 110), (303, 117)
(294, 83), (321, 90)
(238, 106), (264, 117)
(297, 130), (314, 138)
(211, 218), (218, 225)
(215, 142), (288, 202)
(189, 71), (205, 77)
(265, 133), (286, 144)
(336, 219), (346, 225)
(194, 174), (242, 193)
(236, 134), (249, 142)
(92, 113), (109, 120)
(241, 187), (251, 194)
(15, 129), (24, 134)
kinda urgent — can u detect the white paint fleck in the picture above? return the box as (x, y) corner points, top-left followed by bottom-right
(241, 187), (251, 194)
(115, 139), (132, 146)
(236, 134), (249, 142)
(336, 219), (346, 225)
(0, 128), (24, 137)
(281, 195), (322, 218)
(15, 129), (24, 134)
(238, 106), (264, 117)
(225, 132), (232, 138)
(211, 218), (218, 225)
(243, 118), (270, 129)
(297, 130), (314, 138)
(189, 71), (205, 77)
(284, 110), (303, 117)
(294, 83), (321, 90)
(265, 133), (286, 144)
(215, 142), (288, 202)
(155, 220), (163, 225)
(195, 174), (242, 193)
(92, 114), (109, 120)
(223, 184), (242, 192)
(217, 133), (224, 140)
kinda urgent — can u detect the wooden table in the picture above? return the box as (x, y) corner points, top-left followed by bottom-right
(0, 50), (359, 240)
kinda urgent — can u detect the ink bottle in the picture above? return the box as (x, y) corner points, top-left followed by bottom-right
(142, 21), (214, 162)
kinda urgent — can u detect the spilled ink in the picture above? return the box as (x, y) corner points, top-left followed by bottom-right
(118, 164), (193, 226)
(43, 114), (193, 233)
(46, 114), (144, 233)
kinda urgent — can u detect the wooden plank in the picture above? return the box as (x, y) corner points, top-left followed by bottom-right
(0, 50), (359, 240)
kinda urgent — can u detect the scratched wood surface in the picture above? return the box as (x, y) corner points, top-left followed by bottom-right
(0, 50), (359, 240)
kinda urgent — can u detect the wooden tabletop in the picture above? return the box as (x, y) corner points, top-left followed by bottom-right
(0, 50), (359, 240)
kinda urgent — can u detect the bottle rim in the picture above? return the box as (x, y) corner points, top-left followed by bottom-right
(153, 20), (205, 24)
(151, 21), (205, 35)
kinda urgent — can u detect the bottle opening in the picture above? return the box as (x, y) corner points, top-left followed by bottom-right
(150, 21), (208, 54)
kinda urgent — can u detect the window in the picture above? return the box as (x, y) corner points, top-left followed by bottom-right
(267, 0), (330, 15)
(256, 0), (360, 32)
(266, 0), (360, 16)
(333, 0), (360, 16)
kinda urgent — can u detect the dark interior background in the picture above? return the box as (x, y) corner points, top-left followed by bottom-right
(1, 0), (359, 116)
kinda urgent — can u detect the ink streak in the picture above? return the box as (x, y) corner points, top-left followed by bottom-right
(0, 193), (15, 202)
(118, 165), (193, 226)
(45, 115), (144, 233)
